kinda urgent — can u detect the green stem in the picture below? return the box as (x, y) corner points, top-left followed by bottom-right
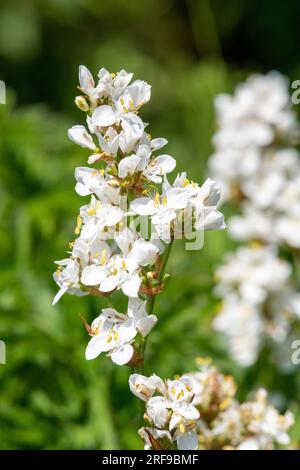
(158, 239), (174, 283)
(135, 239), (175, 376)
(133, 240), (175, 424)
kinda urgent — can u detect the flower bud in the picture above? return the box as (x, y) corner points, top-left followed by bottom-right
(146, 271), (156, 281)
(75, 95), (90, 112)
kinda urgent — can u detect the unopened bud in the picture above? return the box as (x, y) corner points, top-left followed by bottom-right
(163, 273), (171, 283)
(144, 413), (153, 426)
(87, 153), (102, 164)
(146, 271), (155, 281)
(107, 163), (118, 176)
(75, 95), (89, 112)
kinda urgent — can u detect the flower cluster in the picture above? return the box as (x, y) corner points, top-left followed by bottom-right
(131, 359), (294, 450)
(53, 66), (225, 368)
(213, 245), (300, 365)
(129, 372), (200, 450)
(209, 72), (300, 365)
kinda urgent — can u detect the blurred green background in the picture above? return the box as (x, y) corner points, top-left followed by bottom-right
(1, 0), (300, 449)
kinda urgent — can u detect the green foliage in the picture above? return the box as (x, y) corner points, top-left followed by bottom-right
(0, 0), (299, 450)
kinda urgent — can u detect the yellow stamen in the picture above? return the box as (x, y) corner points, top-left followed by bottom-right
(75, 215), (82, 235)
(100, 249), (107, 266)
(154, 193), (160, 208)
(250, 240), (263, 250)
(88, 206), (96, 216)
(179, 423), (186, 434)
(220, 398), (230, 411)
(55, 266), (62, 276)
(162, 195), (167, 206)
(195, 356), (212, 366)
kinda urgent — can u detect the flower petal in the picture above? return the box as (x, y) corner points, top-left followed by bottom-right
(92, 105), (116, 127)
(121, 274), (141, 298)
(154, 155), (176, 174)
(79, 65), (95, 93)
(85, 336), (105, 360)
(81, 265), (104, 286)
(137, 314), (157, 337)
(131, 197), (156, 216)
(118, 155), (141, 178)
(177, 431), (198, 450)
(111, 343), (134, 365)
(68, 125), (96, 150)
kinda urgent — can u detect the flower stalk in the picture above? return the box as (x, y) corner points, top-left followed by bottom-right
(53, 65), (225, 449)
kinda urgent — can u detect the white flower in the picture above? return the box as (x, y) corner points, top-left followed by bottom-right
(52, 258), (87, 305)
(109, 69), (134, 90)
(215, 245), (291, 305)
(105, 231), (159, 297)
(118, 154), (142, 179)
(96, 126), (120, 158)
(78, 67), (134, 105)
(129, 373), (165, 401)
(75, 167), (119, 204)
(213, 72), (296, 150)
(85, 298), (157, 365)
(228, 205), (274, 243)
(80, 229), (160, 298)
(241, 389), (294, 448)
(68, 125), (97, 150)
(209, 72), (298, 207)
(142, 154), (176, 183)
(181, 361), (236, 409)
(275, 216), (300, 248)
(131, 186), (188, 227)
(90, 81), (150, 146)
(118, 113), (145, 153)
(79, 195), (124, 240)
(78, 65), (102, 105)
(127, 297), (157, 336)
(190, 178), (226, 231)
(213, 295), (263, 366)
(85, 312), (137, 365)
(118, 144), (176, 183)
(210, 406), (243, 444)
(130, 373), (199, 450)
